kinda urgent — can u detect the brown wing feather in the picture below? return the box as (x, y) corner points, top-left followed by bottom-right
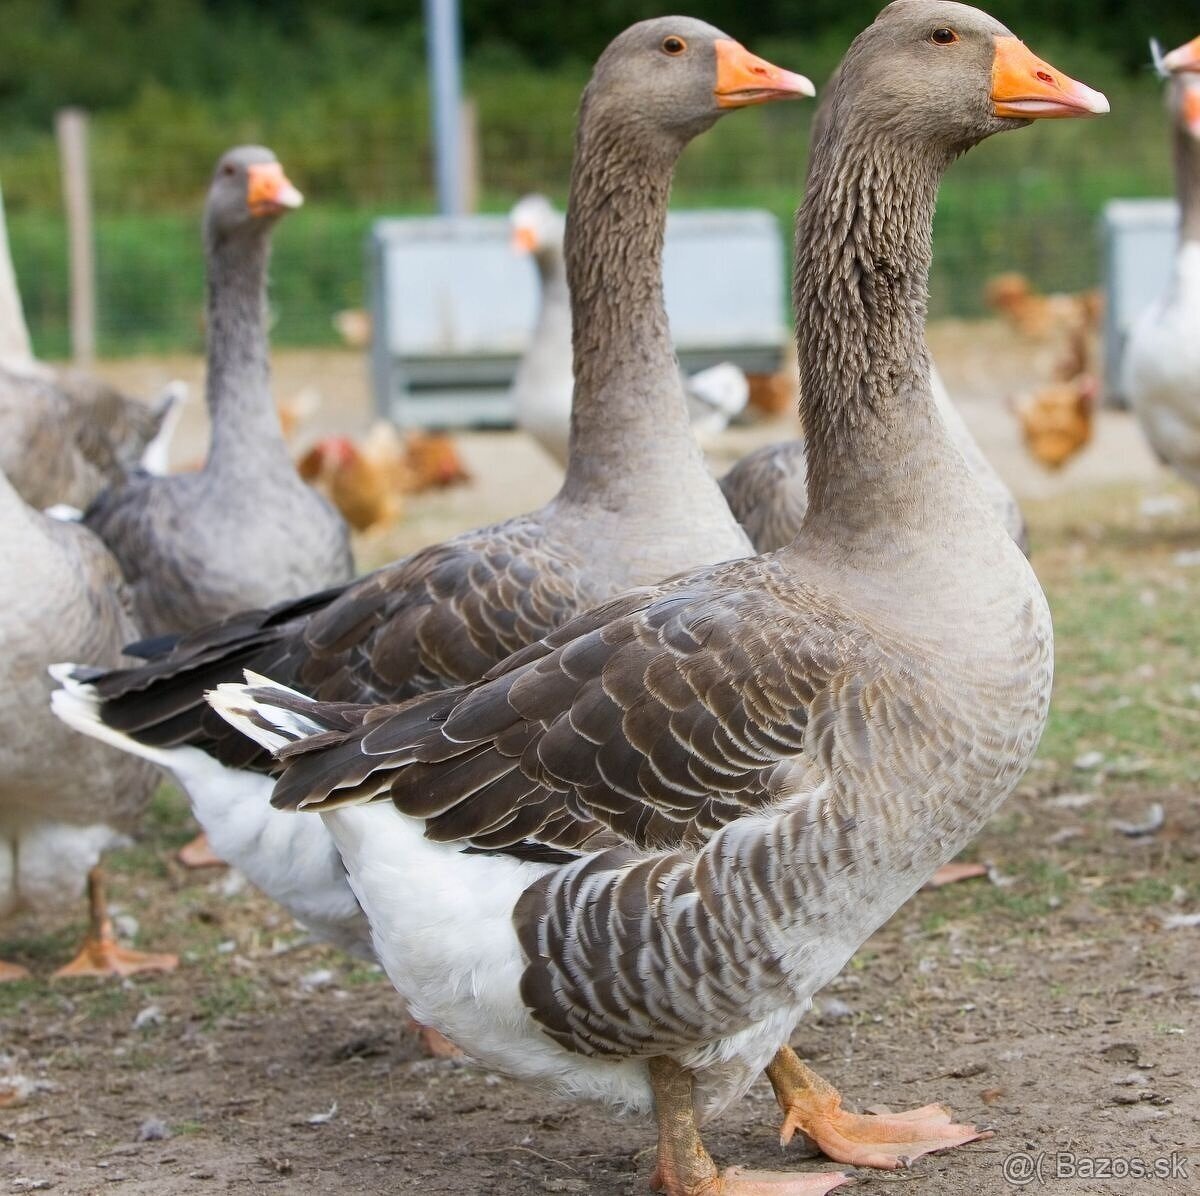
(267, 555), (862, 854)
(86, 516), (600, 770)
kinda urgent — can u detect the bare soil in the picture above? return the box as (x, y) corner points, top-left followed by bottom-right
(3, 328), (1198, 1194)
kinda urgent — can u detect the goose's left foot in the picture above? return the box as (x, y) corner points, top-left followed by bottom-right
(0, 960), (30, 982)
(649, 1057), (849, 1196)
(52, 867), (178, 979)
(406, 1019), (463, 1059)
(767, 1047), (990, 1171)
(177, 832), (226, 869)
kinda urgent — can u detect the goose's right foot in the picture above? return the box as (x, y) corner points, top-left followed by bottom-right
(0, 960), (30, 982)
(406, 1019), (463, 1059)
(648, 1057), (850, 1196)
(177, 833), (226, 869)
(766, 1047), (989, 1171)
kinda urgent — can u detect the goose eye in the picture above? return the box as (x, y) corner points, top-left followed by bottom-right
(661, 36), (687, 56)
(222, 164), (237, 177)
(930, 28), (958, 46)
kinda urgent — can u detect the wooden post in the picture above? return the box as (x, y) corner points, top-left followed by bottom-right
(459, 97), (480, 215)
(56, 107), (96, 366)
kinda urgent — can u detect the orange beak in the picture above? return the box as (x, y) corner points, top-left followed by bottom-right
(1163, 36), (1200, 75)
(511, 225), (538, 253)
(246, 162), (304, 217)
(1183, 84), (1200, 138)
(991, 37), (1109, 119)
(714, 40), (814, 108)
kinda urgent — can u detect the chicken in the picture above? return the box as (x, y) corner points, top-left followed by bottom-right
(402, 428), (471, 490)
(985, 272), (1103, 343)
(1012, 373), (1097, 470)
(296, 423), (470, 533)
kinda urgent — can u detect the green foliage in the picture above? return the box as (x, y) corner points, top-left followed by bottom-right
(0, 3), (1188, 354)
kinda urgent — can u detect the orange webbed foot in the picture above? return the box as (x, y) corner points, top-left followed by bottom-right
(177, 832), (226, 869)
(53, 936), (178, 979)
(0, 960), (31, 982)
(768, 1048), (989, 1171)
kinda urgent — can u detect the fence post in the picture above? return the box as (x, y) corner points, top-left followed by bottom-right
(459, 97), (480, 215)
(56, 107), (96, 366)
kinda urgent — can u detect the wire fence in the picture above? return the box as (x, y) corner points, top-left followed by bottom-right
(1, 67), (1177, 362)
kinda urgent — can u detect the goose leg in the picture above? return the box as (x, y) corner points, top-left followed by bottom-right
(0, 960), (30, 981)
(405, 1017), (463, 1059)
(648, 1057), (849, 1196)
(53, 867), (178, 979)
(177, 832), (226, 869)
(766, 1046), (990, 1171)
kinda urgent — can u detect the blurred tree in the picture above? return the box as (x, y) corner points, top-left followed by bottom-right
(0, 0), (1189, 133)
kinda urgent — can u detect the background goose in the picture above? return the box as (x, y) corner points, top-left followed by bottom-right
(721, 365), (1028, 552)
(0, 467), (172, 978)
(509, 193), (750, 467)
(0, 184), (185, 510)
(207, 6), (1102, 1191)
(82, 146), (354, 637)
(1123, 38), (1200, 488)
(54, 24), (811, 970)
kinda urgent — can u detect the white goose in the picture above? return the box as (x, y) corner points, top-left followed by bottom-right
(208, 6), (1103, 1191)
(1124, 37), (1200, 488)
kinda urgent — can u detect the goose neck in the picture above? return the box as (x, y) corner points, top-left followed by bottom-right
(794, 121), (971, 547)
(558, 114), (697, 503)
(202, 227), (289, 471)
(1175, 121), (1200, 245)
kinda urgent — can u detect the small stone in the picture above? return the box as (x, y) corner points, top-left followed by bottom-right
(817, 997), (855, 1024)
(137, 1118), (171, 1142)
(1073, 751), (1105, 771)
(132, 1005), (164, 1032)
(300, 969), (335, 992)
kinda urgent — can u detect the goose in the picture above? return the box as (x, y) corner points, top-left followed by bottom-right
(509, 194), (750, 467)
(207, 6), (1104, 1190)
(82, 147), (354, 637)
(0, 183), (185, 510)
(52, 23), (811, 969)
(1123, 37), (1200, 488)
(0, 466), (173, 979)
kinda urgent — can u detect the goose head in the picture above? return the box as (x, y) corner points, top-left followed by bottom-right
(826, 1), (1107, 159)
(1163, 37), (1200, 141)
(1163, 36), (1200, 76)
(582, 16), (814, 151)
(510, 194), (564, 260)
(204, 146), (303, 246)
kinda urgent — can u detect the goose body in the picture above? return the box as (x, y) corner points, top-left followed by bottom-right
(53, 28), (812, 955)
(1124, 54), (1200, 488)
(82, 148), (353, 636)
(0, 179), (183, 510)
(0, 467), (169, 975)
(210, 6), (1102, 1187)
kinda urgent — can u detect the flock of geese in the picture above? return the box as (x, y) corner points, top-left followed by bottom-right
(1, 2), (1196, 1191)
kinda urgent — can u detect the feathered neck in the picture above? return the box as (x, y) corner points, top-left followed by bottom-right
(202, 223), (291, 474)
(557, 101), (702, 504)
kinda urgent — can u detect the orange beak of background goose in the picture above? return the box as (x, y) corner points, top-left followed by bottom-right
(246, 163), (304, 217)
(511, 225), (539, 253)
(713, 40), (815, 108)
(991, 37), (1109, 120)
(1163, 36), (1200, 75)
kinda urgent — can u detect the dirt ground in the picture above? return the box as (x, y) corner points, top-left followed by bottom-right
(3, 325), (1199, 1194)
